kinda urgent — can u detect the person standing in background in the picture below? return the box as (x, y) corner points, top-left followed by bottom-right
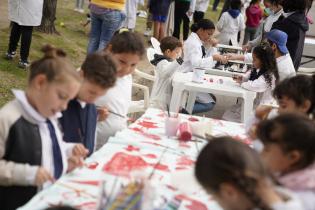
(122, 0), (144, 31)
(75, 0), (85, 13)
(193, 0), (210, 23)
(212, 0), (220, 11)
(243, 0), (263, 45)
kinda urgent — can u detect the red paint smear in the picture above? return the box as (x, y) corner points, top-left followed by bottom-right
(85, 162), (99, 170)
(103, 152), (169, 177)
(166, 184), (178, 191)
(175, 166), (188, 170)
(137, 120), (159, 129)
(130, 127), (161, 141)
(69, 180), (100, 186)
(188, 117), (199, 122)
(125, 145), (140, 152)
(176, 194), (207, 210)
(179, 141), (191, 148)
(74, 201), (97, 209)
(177, 156), (195, 166)
(144, 154), (157, 159)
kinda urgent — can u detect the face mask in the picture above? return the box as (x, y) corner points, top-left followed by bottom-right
(264, 8), (274, 16)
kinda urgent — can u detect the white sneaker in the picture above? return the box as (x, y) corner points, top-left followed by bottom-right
(78, 9), (85, 13)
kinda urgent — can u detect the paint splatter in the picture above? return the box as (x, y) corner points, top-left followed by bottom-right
(125, 145), (140, 152)
(175, 194), (207, 210)
(179, 141), (191, 148)
(69, 180), (100, 186)
(154, 163), (170, 172)
(137, 120), (159, 129)
(144, 154), (157, 159)
(177, 156), (195, 166)
(188, 117), (199, 122)
(130, 127), (161, 141)
(85, 162), (99, 170)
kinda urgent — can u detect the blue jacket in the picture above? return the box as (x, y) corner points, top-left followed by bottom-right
(60, 99), (97, 155)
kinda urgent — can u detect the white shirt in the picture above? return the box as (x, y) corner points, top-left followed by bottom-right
(195, 0), (210, 12)
(277, 53), (296, 81)
(271, 188), (305, 210)
(122, 0), (144, 29)
(217, 12), (245, 45)
(241, 69), (276, 105)
(13, 90), (74, 187)
(179, 32), (215, 104)
(150, 59), (181, 108)
(95, 75), (132, 150)
(8, 0), (44, 26)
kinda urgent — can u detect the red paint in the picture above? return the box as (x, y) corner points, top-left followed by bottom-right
(103, 152), (168, 177)
(175, 166), (188, 170)
(179, 141), (191, 148)
(188, 117), (199, 122)
(74, 201), (97, 209)
(176, 194), (207, 210)
(130, 127), (161, 141)
(209, 78), (214, 83)
(144, 154), (157, 159)
(166, 185), (178, 191)
(177, 156), (195, 166)
(85, 162), (99, 169)
(125, 145), (140, 152)
(69, 180), (100, 186)
(137, 120), (159, 129)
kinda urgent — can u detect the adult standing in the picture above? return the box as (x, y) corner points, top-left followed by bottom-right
(193, 0), (210, 23)
(87, 0), (126, 54)
(173, 0), (196, 41)
(271, 0), (309, 70)
(5, 0), (44, 68)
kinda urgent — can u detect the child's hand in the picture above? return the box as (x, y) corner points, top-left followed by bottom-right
(209, 38), (218, 47)
(35, 167), (54, 186)
(72, 144), (89, 158)
(225, 53), (244, 61)
(232, 75), (243, 84)
(213, 54), (228, 64)
(97, 106), (110, 121)
(242, 44), (251, 52)
(255, 105), (273, 120)
(67, 156), (84, 172)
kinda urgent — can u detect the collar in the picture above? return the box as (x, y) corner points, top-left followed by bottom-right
(13, 89), (61, 123)
(77, 99), (87, 108)
(191, 32), (203, 47)
(283, 11), (295, 18)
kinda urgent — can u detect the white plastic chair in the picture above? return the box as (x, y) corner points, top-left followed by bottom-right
(147, 47), (158, 67)
(150, 37), (162, 54)
(298, 67), (315, 75)
(128, 68), (155, 114)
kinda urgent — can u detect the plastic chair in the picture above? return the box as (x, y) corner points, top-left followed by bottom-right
(147, 47), (157, 67)
(150, 37), (162, 54)
(298, 67), (315, 75)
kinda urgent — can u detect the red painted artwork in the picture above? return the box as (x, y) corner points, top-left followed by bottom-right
(176, 194), (207, 210)
(137, 120), (159, 129)
(130, 127), (161, 141)
(144, 154), (157, 159)
(85, 162), (99, 170)
(125, 145), (140, 152)
(176, 156), (195, 166)
(188, 117), (199, 122)
(69, 180), (100, 186)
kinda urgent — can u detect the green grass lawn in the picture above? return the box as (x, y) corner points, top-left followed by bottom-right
(0, 0), (223, 106)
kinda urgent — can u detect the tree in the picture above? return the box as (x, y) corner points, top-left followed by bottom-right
(37, 0), (58, 34)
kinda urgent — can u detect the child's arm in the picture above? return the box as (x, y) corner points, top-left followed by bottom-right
(157, 59), (182, 78)
(241, 75), (268, 92)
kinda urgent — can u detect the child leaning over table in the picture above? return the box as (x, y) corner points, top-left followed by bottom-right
(150, 36), (183, 109)
(0, 45), (88, 210)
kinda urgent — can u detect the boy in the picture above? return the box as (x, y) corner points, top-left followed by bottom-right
(59, 52), (117, 155)
(150, 36), (183, 108)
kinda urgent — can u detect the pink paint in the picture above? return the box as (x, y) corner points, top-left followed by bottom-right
(125, 145), (140, 152)
(176, 194), (208, 210)
(130, 127), (161, 141)
(175, 166), (188, 170)
(188, 117), (199, 122)
(209, 78), (214, 83)
(177, 156), (195, 166)
(154, 163), (170, 172)
(74, 201), (97, 209)
(144, 154), (157, 159)
(137, 120), (159, 129)
(85, 161), (99, 170)
(69, 180), (100, 186)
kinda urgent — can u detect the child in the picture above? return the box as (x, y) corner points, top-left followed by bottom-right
(95, 31), (145, 150)
(195, 137), (304, 210)
(243, 0), (263, 45)
(5, 0), (44, 68)
(0, 45), (88, 210)
(149, 0), (172, 41)
(223, 44), (279, 122)
(257, 114), (315, 210)
(59, 52), (117, 155)
(193, 0), (210, 24)
(150, 36), (183, 108)
(216, 0), (245, 45)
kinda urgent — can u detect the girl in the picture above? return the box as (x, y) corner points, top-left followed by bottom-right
(223, 43), (279, 122)
(216, 0), (245, 45)
(95, 31), (145, 150)
(257, 114), (315, 210)
(179, 19), (227, 113)
(6, 0), (44, 68)
(243, 0), (263, 45)
(0, 45), (88, 210)
(195, 137), (304, 210)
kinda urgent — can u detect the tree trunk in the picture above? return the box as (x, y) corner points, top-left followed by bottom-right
(37, 0), (58, 34)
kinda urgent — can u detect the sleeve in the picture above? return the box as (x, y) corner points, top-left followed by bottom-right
(156, 60), (181, 78)
(216, 13), (225, 32)
(248, 33), (262, 48)
(239, 14), (246, 31)
(185, 42), (214, 68)
(241, 75), (268, 92)
(0, 114), (38, 186)
(244, 53), (253, 63)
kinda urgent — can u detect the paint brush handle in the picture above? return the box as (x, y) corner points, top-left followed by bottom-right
(96, 106), (126, 119)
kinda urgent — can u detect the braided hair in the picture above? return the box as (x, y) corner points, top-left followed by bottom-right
(195, 137), (272, 210)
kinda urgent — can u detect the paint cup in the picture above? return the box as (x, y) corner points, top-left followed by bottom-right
(178, 122), (192, 141)
(192, 68), (206, 83)
(165, 116), (180, 137)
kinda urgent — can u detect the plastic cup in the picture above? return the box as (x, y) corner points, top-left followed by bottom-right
(192, 68), (206, 83)
(165, 117), (180, 137)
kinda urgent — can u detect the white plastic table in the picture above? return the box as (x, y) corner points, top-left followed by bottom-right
(170, 72), (257, 122)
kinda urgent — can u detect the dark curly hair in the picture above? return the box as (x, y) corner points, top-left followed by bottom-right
(250, 43), (279, 87)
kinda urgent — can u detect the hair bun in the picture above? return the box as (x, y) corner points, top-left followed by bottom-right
(41, 44), (66, 58)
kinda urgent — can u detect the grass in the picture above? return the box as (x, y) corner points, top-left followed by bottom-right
(0, 0), (223, 106)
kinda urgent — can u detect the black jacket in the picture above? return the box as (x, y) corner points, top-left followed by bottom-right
(272, 11), (309, 70)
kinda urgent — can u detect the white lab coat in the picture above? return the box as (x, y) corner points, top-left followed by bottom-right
(217, 11), (245, 45)
(277, 53), (296, 81)
(122, 0), (144, 29)
(8, 0), (44, 26)
(195, 0), (210, 13)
